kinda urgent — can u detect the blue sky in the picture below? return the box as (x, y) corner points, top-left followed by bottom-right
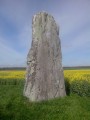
(0, 0), (90, 67)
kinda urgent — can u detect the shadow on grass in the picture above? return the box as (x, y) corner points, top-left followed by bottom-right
(65, 78), (70, 96)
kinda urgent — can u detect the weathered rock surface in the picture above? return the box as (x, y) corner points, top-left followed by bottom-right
(24, 12), (66, 101)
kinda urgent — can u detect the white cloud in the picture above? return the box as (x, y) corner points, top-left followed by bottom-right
(56, 0), (90, 37)
(0, 0), (33, 67)
(0, 37), (26, 67)
(62, 27), (90, 54)
(71, 30), (90, 48)
(0, 0), (33, 29)
(18, 24), (32, 51)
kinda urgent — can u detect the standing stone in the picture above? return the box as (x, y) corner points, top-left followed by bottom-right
(24, 12), (66, 101)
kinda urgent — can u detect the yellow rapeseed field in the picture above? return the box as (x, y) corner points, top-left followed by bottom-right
(64, 69), (90, 83)
(0, 69), (90, 83)
(0, 70), (25, 80)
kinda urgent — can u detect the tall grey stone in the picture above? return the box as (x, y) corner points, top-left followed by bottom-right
(24, 12), (66, 101)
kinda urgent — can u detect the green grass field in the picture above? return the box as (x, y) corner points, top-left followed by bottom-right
(0, 70), (90, 120)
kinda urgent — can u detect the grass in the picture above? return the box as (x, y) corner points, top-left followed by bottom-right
(0, 83), (90, 120)
(0, 70), (90, 120)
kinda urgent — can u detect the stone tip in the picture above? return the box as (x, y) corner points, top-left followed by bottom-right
(36, 11), (48, 15)
(32, 11), (59, 36)
(33, 11), (54, 19)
